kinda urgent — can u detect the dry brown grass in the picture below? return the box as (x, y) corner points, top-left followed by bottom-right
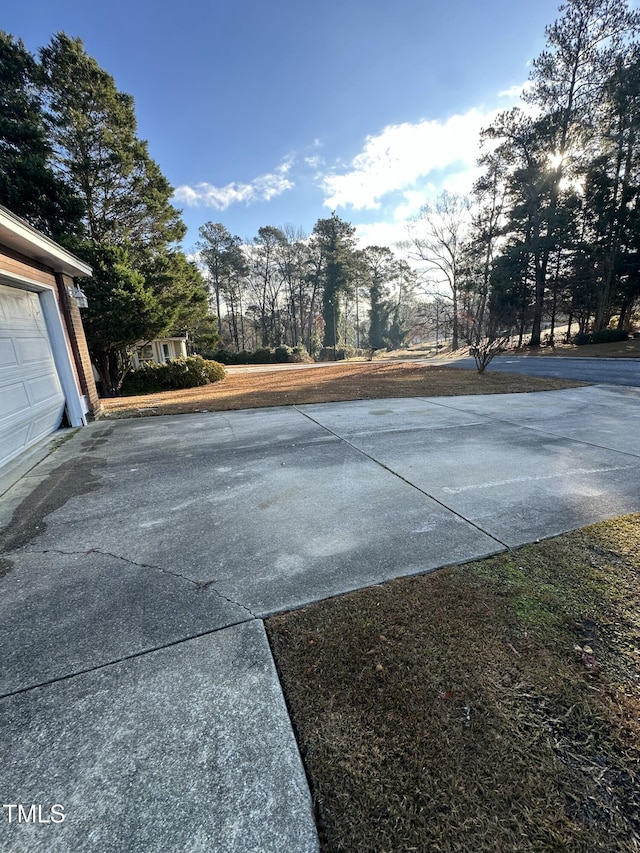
(267, 514), (640, 852)
(378, 336), (640, 362)
(505, 338), (640, 359)
(101, 362), (583, 418)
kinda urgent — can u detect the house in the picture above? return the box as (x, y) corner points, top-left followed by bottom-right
(130, 336), (188, 369)
(0, 205), (101, 474)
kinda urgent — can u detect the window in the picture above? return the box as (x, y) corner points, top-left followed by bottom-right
(137, 343), (153, 363)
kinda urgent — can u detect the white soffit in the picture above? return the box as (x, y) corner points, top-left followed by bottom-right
(0, 205), (92, 279)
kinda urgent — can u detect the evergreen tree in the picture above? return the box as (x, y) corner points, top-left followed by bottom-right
(311, 214), (357, 350)
(35, 33), (204, 394)
(0, 31), (82, 238)
(483, 0), (640, 344)
(40, 32), (184, 253)
(359, 246), (396, 351)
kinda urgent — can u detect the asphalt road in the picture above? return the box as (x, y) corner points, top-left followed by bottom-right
(448, 355), (640, 387)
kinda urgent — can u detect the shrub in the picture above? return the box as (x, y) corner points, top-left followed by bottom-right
(252, 347), (273, 363)
(121, 356), (225, 395)
(317, 345), (355, 361)
(572, 332), (590, 346)
(214, 347), (274, 364)
(573, 329), (630, 346)
(202, 359), (226, 382)
(289, 345), (313, 363)
(209, 348), (236, 365)
(274, 345), (292, 363)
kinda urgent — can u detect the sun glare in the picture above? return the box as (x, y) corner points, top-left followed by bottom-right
(549, 151), (564, 169)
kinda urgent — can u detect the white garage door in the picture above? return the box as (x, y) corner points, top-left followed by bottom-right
(0, 283), (66, 470)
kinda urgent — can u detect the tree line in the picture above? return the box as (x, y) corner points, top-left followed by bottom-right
(462, 0), (640, 349)
(2, 0), (639, 394)
(196, 217), (418, 357)
(199, 0), (640, 362)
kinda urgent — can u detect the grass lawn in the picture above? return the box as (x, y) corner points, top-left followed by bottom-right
(101, 362), (583, 418)
(267, 515), (640, 852)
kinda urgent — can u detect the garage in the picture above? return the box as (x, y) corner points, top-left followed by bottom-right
(0, 205), (101, 475)
(0, 283), (66, 470)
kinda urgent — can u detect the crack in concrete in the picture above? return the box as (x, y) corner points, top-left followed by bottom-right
(20, 546), (258, 620)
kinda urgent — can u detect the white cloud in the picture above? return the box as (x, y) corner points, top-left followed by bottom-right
(353, 219), (411, 253)
(173, 159), (294, 209)
(392, 190), (430, 222)
(498, 81), (531, 99)
(304, 154), (325, 170)
(320, 108), (504, 211)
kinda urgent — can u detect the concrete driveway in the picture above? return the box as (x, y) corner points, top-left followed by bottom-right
(1, 384), (639, 851)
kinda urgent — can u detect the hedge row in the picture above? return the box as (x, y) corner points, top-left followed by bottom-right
(317, 346), (367, 361)
(572, 329), (630, 346)
(122, 356), (226, 395)
(210, 345), (310, 364)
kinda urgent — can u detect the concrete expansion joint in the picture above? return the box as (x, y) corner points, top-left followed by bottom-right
(424, 398), (640, 459)
(294, 406), (510, 550)
(0, 618), (256, 702)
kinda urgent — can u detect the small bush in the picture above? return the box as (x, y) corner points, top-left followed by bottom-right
(573, 329), (630, 346)
(252, 347), (273, 363)
(122, 356), (225, 395)
(289, 345), (313, 363)
(317, 345), (356, 361)
(202, 359), (226, 382)
(274, 345), (292, 363)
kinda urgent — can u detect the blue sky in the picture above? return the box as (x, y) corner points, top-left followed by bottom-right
(5, 0), (568, 250)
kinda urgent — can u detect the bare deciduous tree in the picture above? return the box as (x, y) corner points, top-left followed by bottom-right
(405, 191), (471, 350)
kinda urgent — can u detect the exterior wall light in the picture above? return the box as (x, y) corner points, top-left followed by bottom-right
(67, 285), (89, 308)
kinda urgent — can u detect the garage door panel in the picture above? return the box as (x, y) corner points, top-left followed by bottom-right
(0, 421), (31, 461)
(0, 337), (18, 366)
(2, 288), (40, 321)
(0, 283), (66, 471)
(28, 371), (64, 404)
(0, 381), (30, 417)
(16, 335), (54, 365)
(25, 402), (66, 443)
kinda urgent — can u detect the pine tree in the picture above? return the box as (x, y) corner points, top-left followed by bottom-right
(0, 31), (82, 238)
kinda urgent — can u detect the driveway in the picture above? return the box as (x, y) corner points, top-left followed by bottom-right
(448, 354), (640, 386)
(1, 385), (639, 851)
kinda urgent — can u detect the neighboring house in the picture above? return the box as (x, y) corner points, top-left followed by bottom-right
(0, 205), (101, 474)
(130, 336), (187, 368)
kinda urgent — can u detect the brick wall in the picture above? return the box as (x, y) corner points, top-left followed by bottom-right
(55, 273), (102, 419)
